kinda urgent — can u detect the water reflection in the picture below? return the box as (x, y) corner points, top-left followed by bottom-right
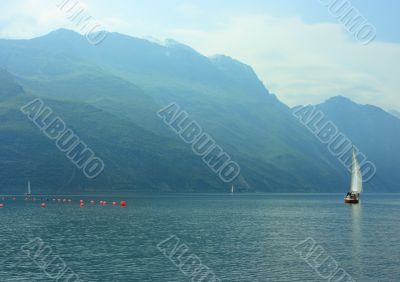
(351, 203), (363, 277)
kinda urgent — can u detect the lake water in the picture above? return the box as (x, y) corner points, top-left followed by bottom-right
(1, 194), (399, 281)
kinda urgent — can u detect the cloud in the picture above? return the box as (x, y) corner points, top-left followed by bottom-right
(168, 15), (400, 110)
(175, 3), (202, 18)
(0, 0), (70, 38)
(0, 1), (398, 110)
(0, 0), (110, 38)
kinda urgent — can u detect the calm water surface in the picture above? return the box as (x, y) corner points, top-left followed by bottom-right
(1, 194), (399, 281)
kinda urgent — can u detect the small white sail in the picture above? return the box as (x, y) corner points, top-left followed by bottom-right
(27, 180), (31, 195)
(350, 149), (363, 194)
(231, 185), (234, 193)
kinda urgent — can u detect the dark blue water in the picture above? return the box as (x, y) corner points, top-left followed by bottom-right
(1, 194), (399, 281)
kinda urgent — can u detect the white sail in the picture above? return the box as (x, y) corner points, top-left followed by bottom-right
(350, 149), (363, 194)
(231, 185), (234, 193)
(28, 180), (31, 195)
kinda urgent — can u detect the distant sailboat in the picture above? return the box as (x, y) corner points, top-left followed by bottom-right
(25, 180), (31, 198)
(231, 185), (234, 194)
(344, 147), (362, 204)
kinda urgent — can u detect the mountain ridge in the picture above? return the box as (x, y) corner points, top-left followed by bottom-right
(0, 29), (397, 193)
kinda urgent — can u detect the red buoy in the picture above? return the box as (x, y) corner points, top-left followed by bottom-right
(0, 203), (4, 208)
(41, 203), (46, 208)
(80, 203), (84, 207)
(120, 201), (126, 207)
(80, 199), (84, 203)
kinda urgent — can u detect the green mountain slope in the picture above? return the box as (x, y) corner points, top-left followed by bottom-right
(0, 71), (227, 194)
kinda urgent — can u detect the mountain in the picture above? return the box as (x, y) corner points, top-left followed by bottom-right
(0, 29), (348, 192)
(314, 96), (400, 192)
(0, 69), (24, 100)
(1, 29), (396, 193)
(389, 110), (400, 119)
(0, 71), (226, 194)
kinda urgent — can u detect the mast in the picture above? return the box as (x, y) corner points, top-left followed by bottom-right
(350, 147), (363, 194)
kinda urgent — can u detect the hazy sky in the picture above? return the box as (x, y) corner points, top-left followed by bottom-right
(0, 0), (399, 110)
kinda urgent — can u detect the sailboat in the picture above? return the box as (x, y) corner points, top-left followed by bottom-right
(25, 180), (31, 198)
(344, 147), (362, 204)
(231, 185), (234, 194)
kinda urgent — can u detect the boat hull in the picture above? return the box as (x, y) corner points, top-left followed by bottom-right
(344, 198), (359, 204)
